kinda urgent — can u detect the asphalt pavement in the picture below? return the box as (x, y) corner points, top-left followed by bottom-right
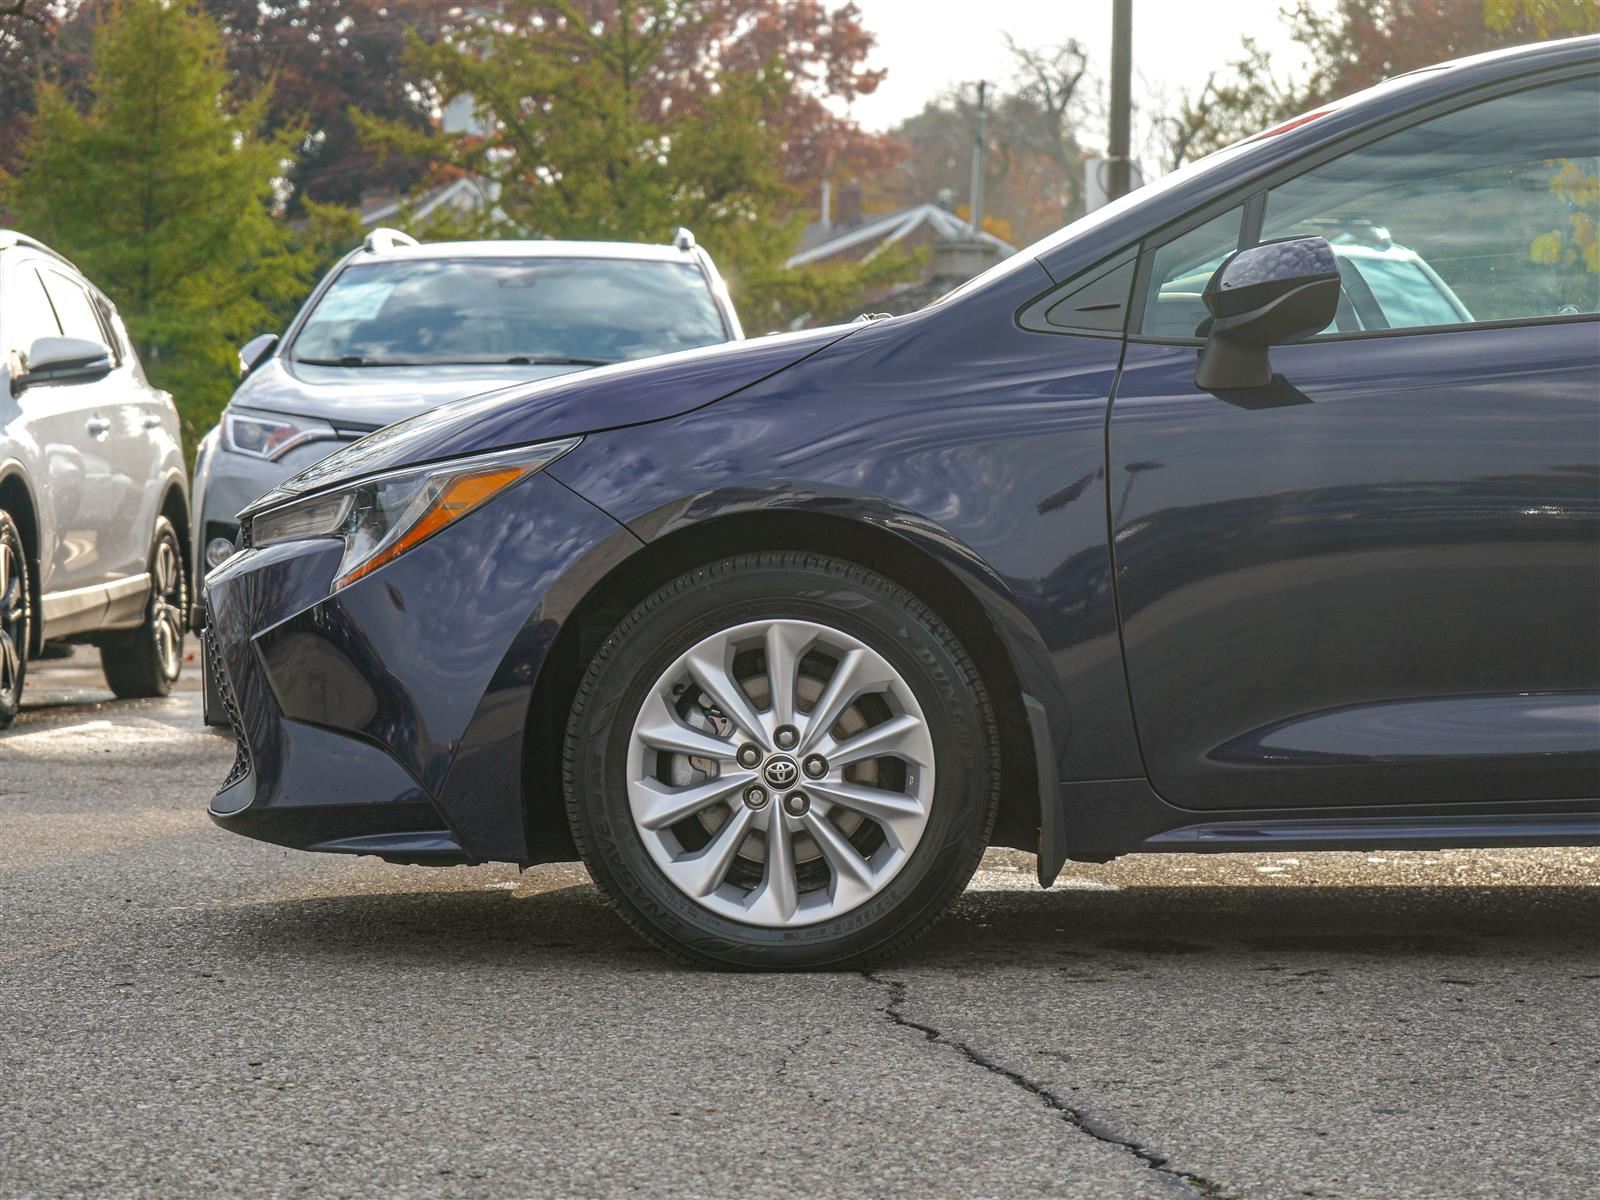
(2, 645), (1597, 1199)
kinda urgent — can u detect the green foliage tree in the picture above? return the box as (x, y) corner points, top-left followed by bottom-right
(356, 0), (915, 328)
(1485, 0), (1600, 35)
(2, 0), (307, 447)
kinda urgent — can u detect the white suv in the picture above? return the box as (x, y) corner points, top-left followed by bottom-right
(191, 228), (742, 578)
(0, 232), (190, 727)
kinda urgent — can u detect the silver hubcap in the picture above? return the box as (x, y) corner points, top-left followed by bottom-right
(0, 536), (25, 698)
(627, 618), (935, 928)
(150, 538), (183, 681)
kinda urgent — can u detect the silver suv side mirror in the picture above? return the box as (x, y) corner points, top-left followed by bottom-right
(238, 332), (279, 378)
(14, 336), (114, 395)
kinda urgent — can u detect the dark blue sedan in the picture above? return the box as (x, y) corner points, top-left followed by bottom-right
(203, 38), (1600, 968)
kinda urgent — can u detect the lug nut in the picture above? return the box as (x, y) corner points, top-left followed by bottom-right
(802, 753), (828, 779)
(783, 791), (809, 816)
(773, 725), (799, 750)
(744, 784), (770, 809)
(736, 743), (762, 768)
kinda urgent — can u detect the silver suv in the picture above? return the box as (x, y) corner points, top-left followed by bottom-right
(192, 228), (742, 576)
(0, 232), (190, 727)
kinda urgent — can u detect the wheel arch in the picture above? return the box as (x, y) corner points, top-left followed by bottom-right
(0, 463), (43, 655)
(156, 474), (193, 598)
(522, 502), (1059, 862)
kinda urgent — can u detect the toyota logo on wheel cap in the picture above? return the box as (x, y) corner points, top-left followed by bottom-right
(763, 756), (799, 788)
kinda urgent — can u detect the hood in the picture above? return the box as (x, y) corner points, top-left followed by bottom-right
(231, 358), (585, 429)
(247, 324), (857, 509)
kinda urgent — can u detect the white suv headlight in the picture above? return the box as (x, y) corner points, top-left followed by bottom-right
(222, 409), (338, 461)
(248, 438), (580, 590)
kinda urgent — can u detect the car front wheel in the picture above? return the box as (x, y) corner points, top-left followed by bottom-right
(564, 551), (1000, 969)
(100, 516), (186, 700)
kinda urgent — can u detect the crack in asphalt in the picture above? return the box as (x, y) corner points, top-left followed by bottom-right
(863, 972), (1235, 1200)
(774, 1027), (829, 1081)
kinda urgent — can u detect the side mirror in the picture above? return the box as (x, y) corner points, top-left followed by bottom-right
(14, 336), (114, 394)
(238, 332), (278, 377)
(1194, 236), (1339, 391)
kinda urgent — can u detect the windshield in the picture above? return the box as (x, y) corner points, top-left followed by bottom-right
(1341, 248), (1471, 328)
(292, 256), (729, 366)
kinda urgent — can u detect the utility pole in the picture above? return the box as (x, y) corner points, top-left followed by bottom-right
(969, 80), (988, 237)
(1108, 0), (1132, 200)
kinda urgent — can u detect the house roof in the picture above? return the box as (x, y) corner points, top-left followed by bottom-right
(359, 176), (494, 226)
(786, 202), (1017, 269)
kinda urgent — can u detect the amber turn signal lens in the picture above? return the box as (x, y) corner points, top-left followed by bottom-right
(333, 465), (527, 589)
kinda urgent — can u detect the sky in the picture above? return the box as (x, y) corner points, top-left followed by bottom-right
(846, 0), (1314, 134)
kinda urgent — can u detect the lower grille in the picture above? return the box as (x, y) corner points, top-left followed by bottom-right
(206, 628), (252, 794)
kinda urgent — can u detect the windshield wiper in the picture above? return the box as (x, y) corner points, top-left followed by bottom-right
(503, 355), (615, 366)
(295, 355), (617, 368)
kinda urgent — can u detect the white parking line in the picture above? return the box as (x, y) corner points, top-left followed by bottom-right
(4, 719), (117, 743)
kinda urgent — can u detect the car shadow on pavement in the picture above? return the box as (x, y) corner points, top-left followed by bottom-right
(215, 878), (1600, 972)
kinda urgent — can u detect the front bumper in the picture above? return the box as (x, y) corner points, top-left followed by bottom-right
(202, 470), (637, 864)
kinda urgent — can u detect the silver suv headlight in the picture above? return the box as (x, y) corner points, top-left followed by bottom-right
(222, 408), (338, 461)
(248, 438), (580, 590)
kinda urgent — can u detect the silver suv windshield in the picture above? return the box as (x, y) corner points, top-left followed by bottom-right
(292, 256), (728, 367)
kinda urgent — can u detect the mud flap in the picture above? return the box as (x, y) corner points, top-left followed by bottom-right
(1024, 694), (1066, 887)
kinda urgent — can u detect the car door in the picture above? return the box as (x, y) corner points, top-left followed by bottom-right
(37, 266), (136, 588)
(1, 257), (102, 598)
(1107, 71), (1600, 812)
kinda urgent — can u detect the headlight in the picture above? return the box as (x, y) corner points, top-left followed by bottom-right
(248, 438), (580, 589)
(222, 409), (338, 461)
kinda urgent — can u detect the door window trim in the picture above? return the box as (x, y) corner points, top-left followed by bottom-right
(1127, 64), (1600, 345)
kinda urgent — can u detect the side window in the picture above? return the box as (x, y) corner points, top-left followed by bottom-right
(42, 270), (109, 345)
(90, 293), (126, 364)
(0, 264), (64, 374)
(1140, 206), (1244, 339)
(1261, 73), (1600, 332)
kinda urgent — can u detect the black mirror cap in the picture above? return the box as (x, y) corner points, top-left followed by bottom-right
(1194, 239), (1341, 392)
(1203, 236), (1338, 320)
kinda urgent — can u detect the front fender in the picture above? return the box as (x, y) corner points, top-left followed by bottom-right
(605, 480), (1075, 771)
(545, 307), (1144, 790)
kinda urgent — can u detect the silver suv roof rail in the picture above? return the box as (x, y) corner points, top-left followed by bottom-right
(363, 227), (420, 254)
(0, 230), (51, 255)
(673, 227), (696, 252)
(0, 230), (83, 273)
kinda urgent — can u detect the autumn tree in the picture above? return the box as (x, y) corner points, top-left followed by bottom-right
(3, 1), (308, 443)
(1146, 40), (1300, 171)
(885, 38), (1096, 245)
(358, 0), (915, 328)
(655, 0), (904, 198)
(0, 0), (94, 177)
(196, 0), (442, 209)
(1289, 0), (1599, 104)
(1167, 0), (1600, 165)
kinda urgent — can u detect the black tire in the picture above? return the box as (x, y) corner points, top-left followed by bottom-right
(100, 515), (187, 700)
(0, 509), (30, 729)
(563, 551), (1000, 970)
